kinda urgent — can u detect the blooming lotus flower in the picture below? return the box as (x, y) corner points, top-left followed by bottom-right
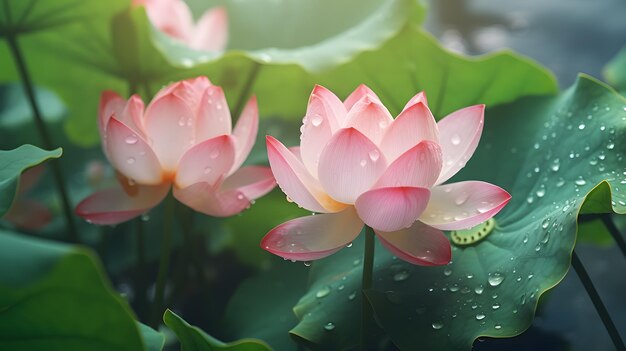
(76, 77), (275, 225)
(133, 0), (228, 52)
(261, 85), (511, 265)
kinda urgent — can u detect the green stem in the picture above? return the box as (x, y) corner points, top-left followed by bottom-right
(601, 214), (626, 257)
(5, 34), (78, 243)
(572, 250), (626, 351)
(231, 61), (262, 120)
(361, 226), (375, 350)
(150, 195), (175, 328)
(134, 218), (148, 320)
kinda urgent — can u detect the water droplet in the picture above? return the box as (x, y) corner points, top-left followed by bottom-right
(495, 324), (502, 330)
(393, 271), (410, 282)
(323, 322), (335, 331)
(203, 167), (212, 174)
(536, 187), (546, 198)
(443, 268), (452, 277)
(556, 178), (565, 187)
(348, 291), (357, 300)
(492, 303), (501, 310)
(488, 273), (504, 287)
(311, 114), (323, 127)
(369, 149), (380, 162)
(578, 123), (585, 130)
(346, 242), (353, 248)
(237, 193), (245, 200)
(523, 234), (529, 244)
(451, 134), (461, 146)
(432, 321), (444, 330)
(475, 313), (486, 320)
(607, 142), (615, 150)
(141, 213), (150, 221)
(304, 261), (311, 267)
(127, 157), (136, 164)
(125, 135), (138, 144)
(286, 196), (293, 203)
(210, 149), (220, 159)
(475, 285), (484, 295)
(575, 177), (587, 186)
(541, 218), (550, 229)
(316, 286), (331, 298)
(455, 193), (469, 205)
(360, 159), (367, 167)
(178, 117), (186, 126)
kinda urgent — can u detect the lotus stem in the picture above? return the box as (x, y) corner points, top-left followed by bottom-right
(5, 33), (78, 243)
(572, 250), (625, 351)
(601, 214), (626, 257)
(361, 225), (375, 350)
(150, 194), (175, 327)
(231, 61), (262, 120)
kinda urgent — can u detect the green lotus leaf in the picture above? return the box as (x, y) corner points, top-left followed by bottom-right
(0, 0), (421, 146)
(0, 231), (147, 350)
(0, 144), (61, 217)
(164, 309), (272, 351)
(138, 322), (165, 351)
(223, 261), (309, 351)
(288, 75), (625, 350)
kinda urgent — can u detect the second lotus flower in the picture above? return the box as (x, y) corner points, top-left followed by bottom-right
(262, 85), (511, 265)
(76, 77), (275, 224)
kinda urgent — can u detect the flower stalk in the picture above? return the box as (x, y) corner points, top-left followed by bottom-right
(150, 194), (175, 328)
(361, 225), (375, 350)
(5, 33), (78, 243)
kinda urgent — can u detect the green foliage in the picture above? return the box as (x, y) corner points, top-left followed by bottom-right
(223, 261), (309, 351)
(0, 144), (61, 217)
(0, 231), (147, 350)
(164, 309), (272, 351)
(0, 83), (65, 128)
(137, 322), (165, 351)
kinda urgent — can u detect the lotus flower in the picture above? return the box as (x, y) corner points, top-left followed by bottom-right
(133, 0), (228, 52)
(261, 85), (511, 265)
(76, 77), (275, 225)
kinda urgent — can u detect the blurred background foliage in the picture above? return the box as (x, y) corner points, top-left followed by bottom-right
(0, 0), (625, 350)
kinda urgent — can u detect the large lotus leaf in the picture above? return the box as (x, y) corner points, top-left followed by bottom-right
(286, 76), (625, 350)
(0, 0), (421, 146)
(0, 0), (127, 35)
(604, 45), (626, 93)
(223, 261), (309, 351)
(164, 309), (272, 351)
(0, 231), (147, 350)
(315, 27), (557, 118)
(0, 144), (61, 217)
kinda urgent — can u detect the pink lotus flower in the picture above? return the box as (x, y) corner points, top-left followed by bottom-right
(261, 85), (511, 265)
(76, 77), (275, 225)
(133, 0), (228, 52)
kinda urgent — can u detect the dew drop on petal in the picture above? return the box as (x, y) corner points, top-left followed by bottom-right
(125, 136), (138, 144)
(311, 114), (323, 127)
(203, 167), (212, 174)
(451, 134), (461, 146)
(127, 157), (136, 164)
(369, 149), (380, 162)
(360, 159), (367, 167)
(210, 149), (220, 159)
